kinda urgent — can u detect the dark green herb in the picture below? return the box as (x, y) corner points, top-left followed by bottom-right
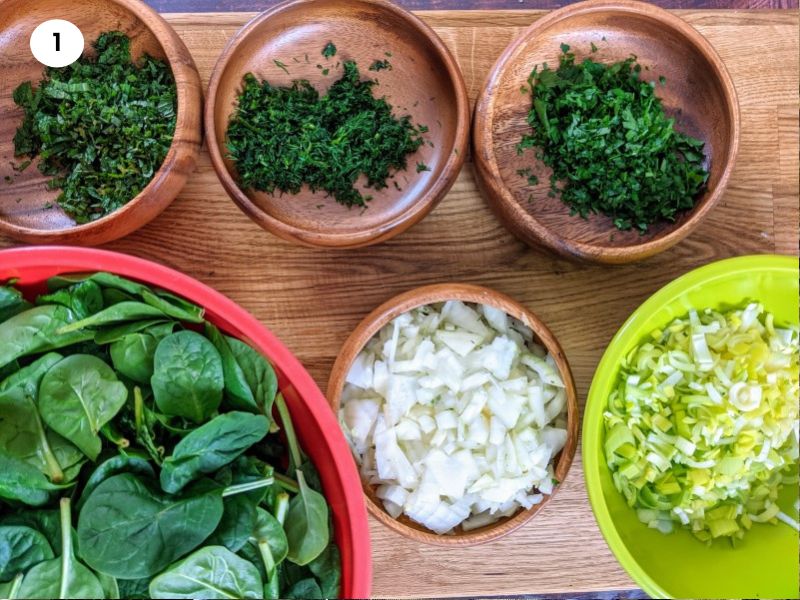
(322, 42), (337, 58)
(518, 45), (709, 232)
(322, 68), (330, 76)
(416, 162), (430, 173)
(369, 59), (392, 72)
(227, 60), (426, 208)
(12, 32), (176, 224)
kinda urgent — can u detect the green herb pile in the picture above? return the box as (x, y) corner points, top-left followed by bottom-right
(13, 32), (177, 224)
(227, 56), (425, 208)
(0, 273), (340, 599)
(518, 45), (709, 232)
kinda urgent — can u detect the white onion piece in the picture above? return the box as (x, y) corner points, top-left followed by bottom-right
(339, 301), (568, 535)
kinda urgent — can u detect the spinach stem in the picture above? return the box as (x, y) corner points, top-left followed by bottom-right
(59, 498), (72, 598)
(274, 492), (290, 526)
(7, 573), (22, 599)
(274, 472), (299, 494)
(258, 540), (276, 578)
(221, 477), (275, 498)
(274, 393), (302, 470)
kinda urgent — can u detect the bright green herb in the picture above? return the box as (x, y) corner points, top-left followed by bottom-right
(0, 273), (341, 598)
(322, 42), (337, 58)
(518, 45), (709, 232)
(12, 32), (177, 224)
(226, 58), (426, 208)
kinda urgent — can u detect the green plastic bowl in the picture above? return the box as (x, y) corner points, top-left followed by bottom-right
(583, 255), (800, 599)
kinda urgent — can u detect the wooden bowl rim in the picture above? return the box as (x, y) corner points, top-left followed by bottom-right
(326, 283), (579, 546)
(204, 0), (470, 249)
(473, 0), (741, 264)
(0, 0), (202, 244)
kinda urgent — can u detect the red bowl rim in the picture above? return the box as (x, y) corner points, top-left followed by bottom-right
(0, 245), (372, 598)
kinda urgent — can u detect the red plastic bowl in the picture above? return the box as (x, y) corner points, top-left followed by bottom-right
(0, 245), (371, 598)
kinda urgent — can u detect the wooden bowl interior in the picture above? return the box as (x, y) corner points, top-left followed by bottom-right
(210, 0), (462, 238)
(327, 284), (579, 545)
(482, 7), (736, 250)
(0, 0), (171, 233)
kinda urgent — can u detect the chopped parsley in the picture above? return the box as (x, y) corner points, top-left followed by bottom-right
(369, 59), (392, 72)
(518, 44), (709, 232)
(322, 41), (337, 58)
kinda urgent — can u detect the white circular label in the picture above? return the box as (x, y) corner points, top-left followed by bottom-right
(30, 19), (84, 68)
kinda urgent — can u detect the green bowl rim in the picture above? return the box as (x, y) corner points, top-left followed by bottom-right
(582, 254), (799, 599)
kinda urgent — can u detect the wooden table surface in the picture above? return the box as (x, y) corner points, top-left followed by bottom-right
(1, 6), (798, 599)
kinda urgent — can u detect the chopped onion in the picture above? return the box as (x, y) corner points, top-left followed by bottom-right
(340, 301), (568, 535)
(604, 303), (799, 542)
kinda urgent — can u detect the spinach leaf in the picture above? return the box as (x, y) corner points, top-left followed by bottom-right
(284, 471), (329, 566)
(148, 545), (264, 599)
(285, 577), (323, 599)
(17, 498), (104, 599)
(75, 452), (155, 512)
(0, 451), (71, 506)
(208, 494), (258, 553)
(309, 544), (341, 599)
(0, 525), (54, 582)
(160, 411), (269, 493)
(0, 510), (60, 554)
(151, 331), (224, 423)
(117, 577), (150, 600)
(110, 332), (158, 384)
(38, 355), (128, 460)
(0, 573), (23, 599)
(206, 324), (257, 413)
(57, 302), (166, 334)
(0, 353), (68, 481)
(0, 305), (93, 370)
(133, 387), (165, 465)
(97, 573), (120, 600)
(0, 285), (30, 322)
(36, 281), (103, 321)
(227, 338), (278, 417)
(253, 508), (288, 566)
(77, 473), (224, 578)
(93, 319), (168, 345)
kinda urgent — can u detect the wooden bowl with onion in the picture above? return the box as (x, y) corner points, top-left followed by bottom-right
(0, 0), (202, 246)
(473, 0), (740, 264)
(327, 283), (579, 546)
(205, 0), (469, 249)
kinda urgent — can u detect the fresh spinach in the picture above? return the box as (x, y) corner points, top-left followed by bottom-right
(148, 546), (263, 599)
(151, 331), (224, 423)
(285, 577), (323, 599)
(36, 281), (103, 321)
(0, 525), (54, 582)
(160, 412), (269, 493)
(77, 474), (224, 578)
(227, 338), (278, 417)
(75, 452), (155, 512)
(110, 333), (158, 384)
(57, 302), (166, 334)
(206, 324), (257, 413)
(0, 573), (23, 599)
(93, 319), (168, 345)
(208, 494), (258, 553)
(38, 355), (128, 460)
(16, 498), (104, 599)
(0, 306), (92, 370)
(0, 285), (30, 322)
(308, 544), (341, 598)
(0, 452), (71, 506)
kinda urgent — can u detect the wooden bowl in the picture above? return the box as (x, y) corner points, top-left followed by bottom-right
(327, 283), (579, 546)
(205, 0), (469, 249)
(0, 0), (202, 246)
(473, 0), (740, 264)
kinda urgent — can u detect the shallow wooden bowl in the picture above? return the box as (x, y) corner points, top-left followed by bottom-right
(0, 0), (202, 246)
(327, 283), (579, 546)
(473, 0), (740, 264)
(205, 0), (469, 249)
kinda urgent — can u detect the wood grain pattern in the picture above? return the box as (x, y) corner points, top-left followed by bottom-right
(473, 0), (740, 264)
(0, 9), (796, 597)
(146, 0), (800, 12)
(0, 0), (203, 245)
(327, 283), (579, 546)
(204, 0), (469, 248)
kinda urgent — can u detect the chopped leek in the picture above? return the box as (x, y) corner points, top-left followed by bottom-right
(604, 303), (799, 542)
